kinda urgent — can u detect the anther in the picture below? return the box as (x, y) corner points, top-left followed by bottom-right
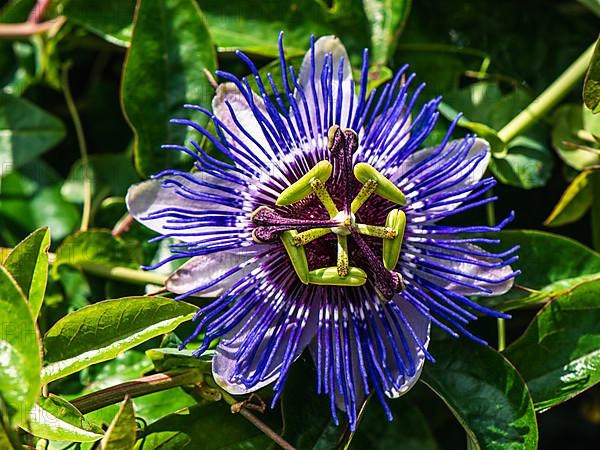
(276, 160), (333, 206)
(382, 209), (407, 270)
(354, 162), (406, 206)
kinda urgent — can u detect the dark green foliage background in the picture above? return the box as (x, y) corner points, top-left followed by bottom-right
(0, 0), (599, 449)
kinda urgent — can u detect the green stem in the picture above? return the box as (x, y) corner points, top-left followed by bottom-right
(485, 191), (506, 351)
(62, 63), (92, 232)
(78, 262), (167, 286)
(497, 42), (595, 143)
(70, 370), (202, 414)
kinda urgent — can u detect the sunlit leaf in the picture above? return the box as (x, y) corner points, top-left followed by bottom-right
(0, 266), (41, 424)
(3, 227), (50, 319)
(41, 296), (197, 383)
(21, 394), (103, 442)
(544, 169), (595, 227)
(100, 396), (137, 450)
(505, 279), (600, 411)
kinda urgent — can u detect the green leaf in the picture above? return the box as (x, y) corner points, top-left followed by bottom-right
(544, 169), (595, 227)
(100, 396), (137, 450)
(61, 153), (139, 204)
(146, 348), (213, 373)
(488, 136), (554, 189)
(201, 0), (370, 59)
(551, 104), (600, 171)
(135, 401), (280, 450)
(505, 279), (600, 411)
(486, 230), (600, 311)
(583, 37), (600, 113)
(121, 0), (217, 178)
(421, 337), (538, 450)
(362, 0), (412, 64)
(281, 357), (347, 450)
(58, 0), (135, 47)
(53, 229), (144, 277)
(0, 93), (65, 171)
(30, 185), (81, 242)
(350, 396), (439, 450)
(41, 296), (197, 383)
(0, 266), (41, 424)
(3, 227), (50, 319)
(21, 394), (103, 442)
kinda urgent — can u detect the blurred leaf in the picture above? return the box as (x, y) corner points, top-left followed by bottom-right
(362, 0), (411, 64)
(505, 279), (600, 411)
(3, 227), (50, 319)
(146, 348), (213, 373)
(41, 296), (197, 383)
(57, 0), (135, 47)
(0, 93), (65, 171)
(61, 153), (138, 204)
(578, 0), (600, 16)
(0, 266), (41, 424)
(21, 394), (102, 442)
(422, 337), (538, 450)
(53, 229), (143, 276)
(121, 0), (217, 178)
(551, 104), (600, 170)
(31, 185), (80, 241)
(488, 136), (554, 189)
(544, 169), (595, 227)
(350, 397), (439, 450)
(583, 37), (600, 112)
(101, 396), (137, 450)
(201, 0), (370, 59)
(135, 401), (280, 450)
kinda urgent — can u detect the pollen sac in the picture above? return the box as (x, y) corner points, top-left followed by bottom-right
(354, 162), (406, 206)
(276, 160), (333, 206)
(308, 266), (367, 287)
(382, 209), (407, 270)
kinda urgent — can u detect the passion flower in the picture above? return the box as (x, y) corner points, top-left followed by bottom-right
(127, 33), (518, 429)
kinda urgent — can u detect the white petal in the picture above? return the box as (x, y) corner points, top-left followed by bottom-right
(212, 82), (274, 163)
(165, 246), (266, 297)
(295, 35), (356, 131)
(126, 174), (245, 243)
(384, 297), (431, 398)
(415, 243), (515, 296)
(213, 306), (318, 395)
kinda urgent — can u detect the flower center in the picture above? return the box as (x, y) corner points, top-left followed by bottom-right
(251, 126), (407, 300)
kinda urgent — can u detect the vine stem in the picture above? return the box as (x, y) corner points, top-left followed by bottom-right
(497, 42), (595, 143)
(219, 390), (296, 450)
(485, 191), (505, 351)
(70, 370), (202, 414)
(78, 262), (167, 286)
(61, 63), (92, 232)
